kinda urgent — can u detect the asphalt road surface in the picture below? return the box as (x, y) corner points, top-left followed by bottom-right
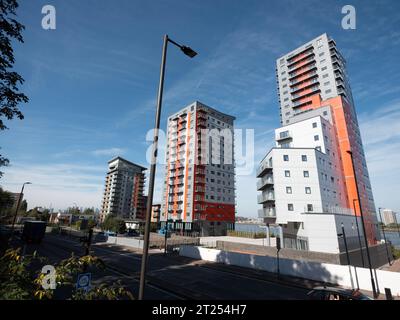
(21, 233), (311, 300)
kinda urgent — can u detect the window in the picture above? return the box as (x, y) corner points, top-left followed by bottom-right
(314, 135), (319, 141)
(324, 81), (330, 86)
(319, 52), (325, 57)
(323, 111), (328, 116)
(288, 204), (294, 211)
(305, 187), (311, 194)
(325, 89), (332, 94)
(301, 155), (307, 162)
(322, 74), (329, 78)
(303, 171), (309, 177)
(285, 170), (291, 177)
(307, 204), (313, 212)
(312, 122), (317, 128)
(286, 187), (292, 194)
(321, 66), (327, 71)
(283, 155), (289, 161)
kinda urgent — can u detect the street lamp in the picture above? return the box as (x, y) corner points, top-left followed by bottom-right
(338, 222), (355, 289)
(378, 207), (392, 266)
(393, 211), (400, 238)
(138, 35), (197, 300)
(347, 150), (377, 297)
(10, 182), (32, 238)
(353, 199), (365, 267)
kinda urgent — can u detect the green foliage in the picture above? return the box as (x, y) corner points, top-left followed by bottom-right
(24, 207), (50, 222)
(227, 230), (269, 239)
(0, 0), (29, 177)
(391, 244), (400, 260)
(83, 208), (95, 215)
(87, 218), (97, 229)
(0, 248), (134, 300)
(67, 207), (81, 215)
(73, 220), (82, 230)
(0, 187), (14, 213)
(102, 215), (126, 234)
(19, 199), (27, 212)
(0, 248), (45, 299)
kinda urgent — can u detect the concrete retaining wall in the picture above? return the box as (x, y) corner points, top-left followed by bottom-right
(215, 240), (391, 268)
(107, 236), (144, 248)
(180, 245), (400, 296)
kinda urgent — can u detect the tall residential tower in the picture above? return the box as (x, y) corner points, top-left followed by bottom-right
(100, 157), (147, 222)
(161, 101), (236, 236)
(258, 34), (379, 253)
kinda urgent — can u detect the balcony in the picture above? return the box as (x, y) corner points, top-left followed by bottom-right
(257, 192), (275, 204)
(290, 78), (319, 94)
(289, 70), (318, 87)
(276, 130), (292, 141)
(289, 64), (317, 80)
(256, 162), (273, 178)
(257, 175), (274, 190)
(197, 121), (206, 128)
(291, 85), (320, 102)
(258, 207), (276, 218)
(287, 47), (314, 65)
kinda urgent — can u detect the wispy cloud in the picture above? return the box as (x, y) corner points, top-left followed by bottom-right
(91, 148), (127, 157)
(1, 162), (105, 210)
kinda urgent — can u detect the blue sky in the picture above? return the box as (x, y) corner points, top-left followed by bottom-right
(1, 0), (400, 216)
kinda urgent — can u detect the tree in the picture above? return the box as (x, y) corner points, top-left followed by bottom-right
(83, 208), (95, 215)
(67, 207), (81, 215)
(0, 187), (14, 212)
(0, 0), (29, 177)
(19, 199), (27, 212)
(102, 215), (126, 234)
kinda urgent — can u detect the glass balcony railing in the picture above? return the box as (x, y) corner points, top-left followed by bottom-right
(258, 207), (276, 218)
(276, 131), (291, 141)
(256, 162), (273, 177)
(257, 192), (275, 204)
(257, 176), (274, 190)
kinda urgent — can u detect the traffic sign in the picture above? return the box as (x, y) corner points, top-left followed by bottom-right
(76, 273), (91, 292)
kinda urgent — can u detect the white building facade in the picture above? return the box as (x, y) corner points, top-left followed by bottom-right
(257, 34), (380, 254)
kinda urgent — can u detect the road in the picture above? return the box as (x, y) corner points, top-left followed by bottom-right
(21, 233), (311, 300)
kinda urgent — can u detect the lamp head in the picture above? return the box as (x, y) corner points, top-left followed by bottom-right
(181, 45), (197, 58)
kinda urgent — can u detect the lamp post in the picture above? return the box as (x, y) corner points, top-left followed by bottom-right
(338, 222), (354, 289)
(353, 199), (365, 267)
(138, 35), (197, 300)
(378, 207), (392, 266)
(10, 182), (32, 237)
(347, 150), (377, 297)
(393, 212), (400, 238)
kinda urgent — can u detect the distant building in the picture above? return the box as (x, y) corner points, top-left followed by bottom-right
(49, 212), (72, 225)
(100, 157), (147, 222)
(151, 204), (161, 223)
(381, 209), (397, 226)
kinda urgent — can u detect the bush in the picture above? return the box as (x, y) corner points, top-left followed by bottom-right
(227, 230), (267, 239)
(0, 248), (134, 300)
(102, 215), (126, 234)
(391, 244), (400, 260)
